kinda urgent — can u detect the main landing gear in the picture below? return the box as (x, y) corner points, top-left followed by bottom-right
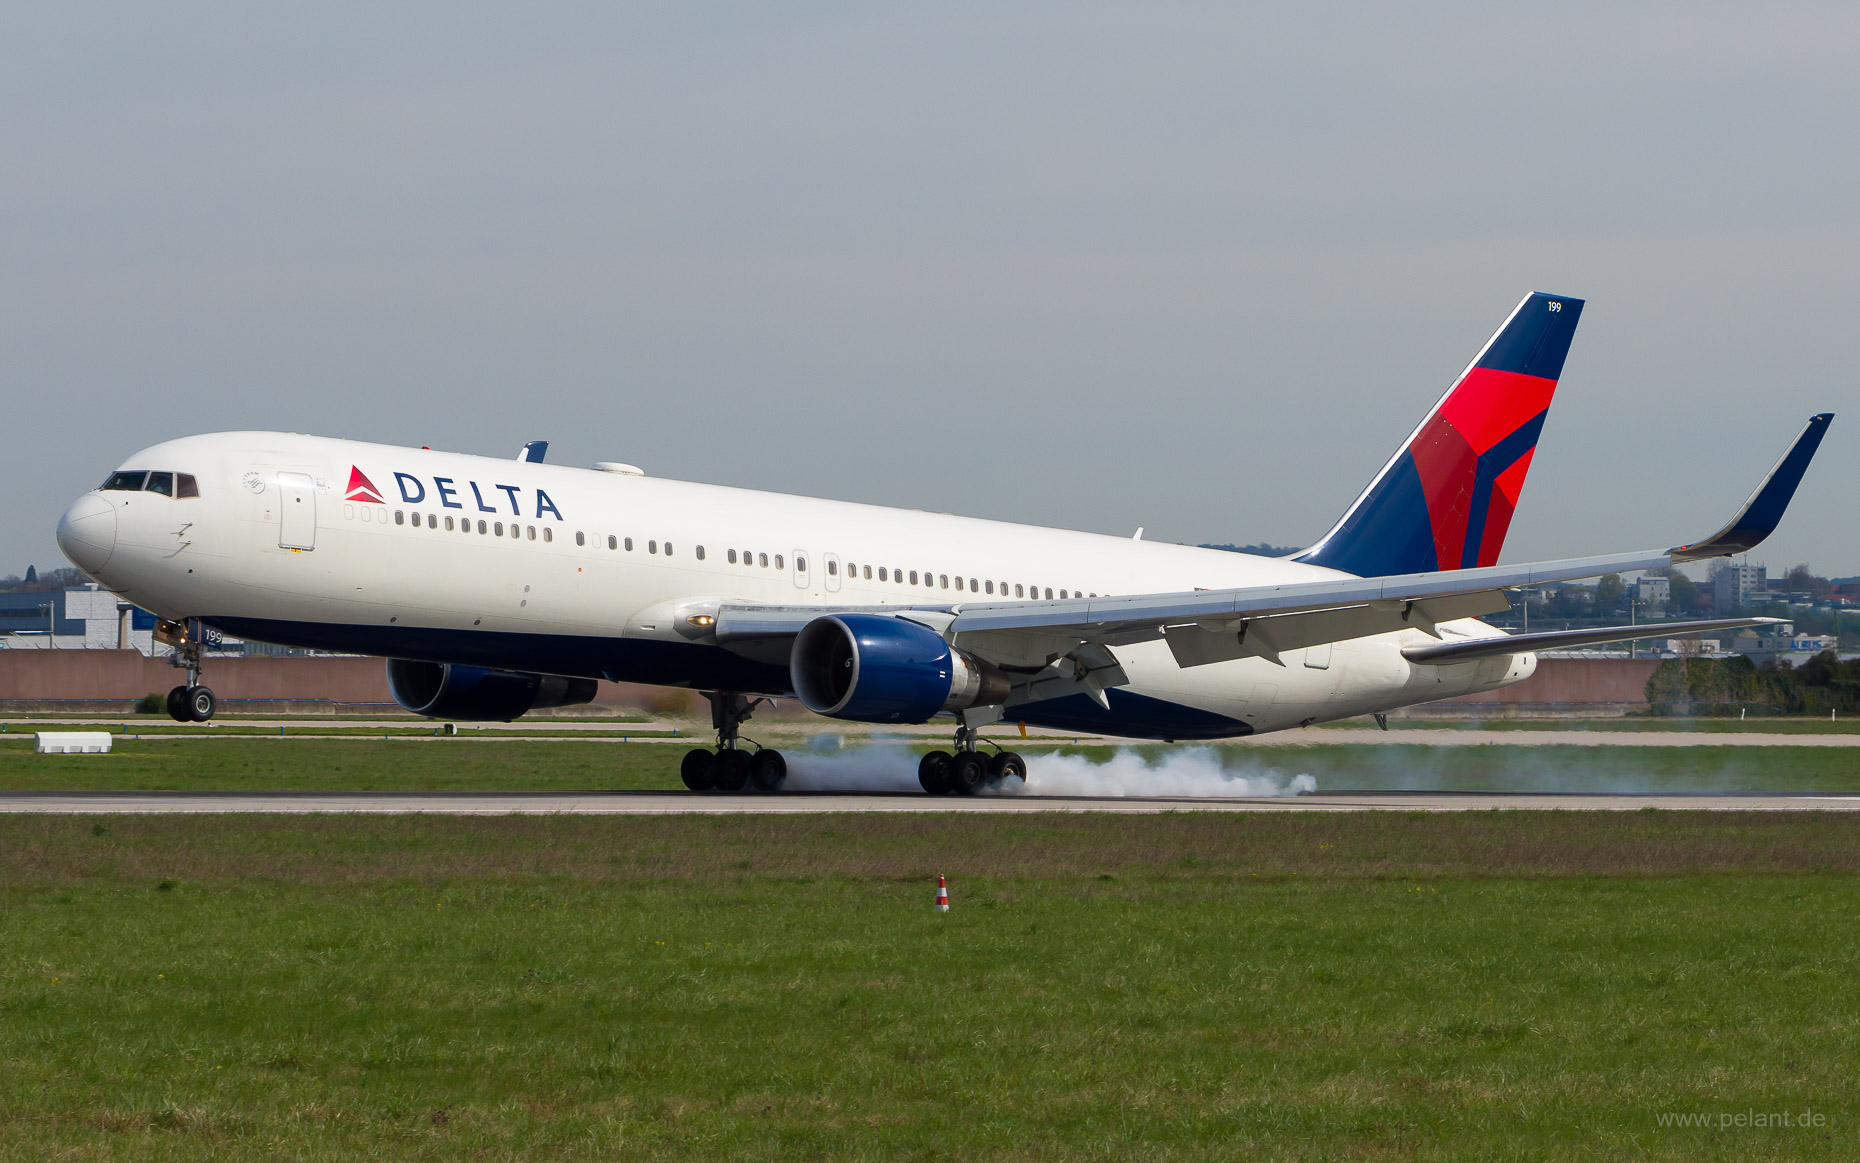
(158, 618), (216, 723)
(680, 692), (787, 793)
(917, 723), (1027, 796)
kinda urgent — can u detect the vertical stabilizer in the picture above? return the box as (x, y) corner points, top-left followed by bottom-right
(1295, 292), (1583, 577)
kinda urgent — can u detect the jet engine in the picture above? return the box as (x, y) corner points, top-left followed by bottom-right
(790, 613), (1010, 723)
(385, 659), (598, 721)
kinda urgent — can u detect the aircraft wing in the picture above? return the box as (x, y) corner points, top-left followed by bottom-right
(713, 413), (1830, 674)
(1400, 617), (1784, 664)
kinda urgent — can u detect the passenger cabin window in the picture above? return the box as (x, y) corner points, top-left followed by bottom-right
(649, 540), (657, 554)
(727, 549), (737, 563)
(795, 556), (806, 572)
(607, 535), (616, 549)
(909, 571), (918, 585)
(774, 555), (784, 570)
(878, 567), (888, 581)
(826, 560), (837, 576)
(665, 543), (673, 556)
(864, 565), (873, 580)
(526, 525), (536, 540)
(543, 527), (552, 542)
(625, 537), (633, 551)
(576, 531), (585, 546)
(102, 471), (148, 491)
(395, 511), (405, 525)
(176, 474), (199, 499)
(695, 545), (705, 560)
(758, 552), (767, 567)
(494, 522), (504, 536)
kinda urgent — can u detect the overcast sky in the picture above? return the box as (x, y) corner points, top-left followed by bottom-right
(5, 3), (1855, 579)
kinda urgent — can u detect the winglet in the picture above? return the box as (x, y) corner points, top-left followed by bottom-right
(1670, 413), (1833, 562)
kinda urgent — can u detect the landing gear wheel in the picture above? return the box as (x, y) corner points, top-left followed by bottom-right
(947, 750), (989, 795)
(712, 749), (750, 792)
(184, 685), (216, 723)
(165, 686), (191, 723)
(987, 751), (1027, 785)
(749, 749), (787, 792)
(918, 750), (953, 795)
(680, 748), (717, 791)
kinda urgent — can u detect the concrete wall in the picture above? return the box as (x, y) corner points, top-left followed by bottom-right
(1418, 657), (1662, 717)
(0, 649), (1661, 718)
(0, 650), (691, 715)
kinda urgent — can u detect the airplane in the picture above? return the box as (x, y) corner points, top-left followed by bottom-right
(54, 292), (1832, 794)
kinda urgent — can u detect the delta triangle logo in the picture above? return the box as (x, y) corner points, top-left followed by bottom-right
(345, 466), (385, 504)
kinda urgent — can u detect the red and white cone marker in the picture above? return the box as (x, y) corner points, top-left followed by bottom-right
(935, 875), (950, 912)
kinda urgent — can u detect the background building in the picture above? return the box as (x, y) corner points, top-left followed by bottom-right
(0, 585), (158, 652)
(1714, 562), (1768, 610)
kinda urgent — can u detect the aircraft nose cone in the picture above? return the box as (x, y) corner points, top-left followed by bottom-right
(56, 493), (117, 573)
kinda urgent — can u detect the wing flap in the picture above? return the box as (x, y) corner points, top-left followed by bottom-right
(1163, 590), (1512, 669)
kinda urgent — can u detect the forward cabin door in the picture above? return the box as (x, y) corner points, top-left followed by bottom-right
(277, 473), (317, 550)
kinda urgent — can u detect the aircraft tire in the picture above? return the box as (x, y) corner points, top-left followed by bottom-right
(712, 748), (750, 792)
(987, 751), (1027, 785)
(947, 750), (988, 796)
(185, 685), (216, 722)
(165, 686), (191, 723)
(918, 750), (953, 795)
(679, 748), (717, 791)
(749, 749), (787, 792)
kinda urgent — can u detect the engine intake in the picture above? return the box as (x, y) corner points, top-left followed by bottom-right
(385, 659), (598, 721)
(790, 614), (1009, 724)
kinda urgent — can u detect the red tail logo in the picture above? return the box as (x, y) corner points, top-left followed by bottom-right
(345, 466), (384, 504)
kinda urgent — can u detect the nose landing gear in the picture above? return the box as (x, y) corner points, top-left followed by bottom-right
(156, 618), (217, 723)
(919, 724), (1027, 796)
(679, 691), (787, 793)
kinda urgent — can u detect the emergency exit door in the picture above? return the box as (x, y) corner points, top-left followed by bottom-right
(277, 473), (317, 550)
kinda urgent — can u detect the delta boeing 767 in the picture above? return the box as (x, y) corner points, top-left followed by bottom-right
(54, 294), (1831, 793)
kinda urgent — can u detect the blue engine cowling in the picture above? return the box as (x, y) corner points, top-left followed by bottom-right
(385, 659), (598, 721)
(790, 614), (1010, 723)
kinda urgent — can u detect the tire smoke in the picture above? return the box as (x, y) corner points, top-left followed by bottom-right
(781, 736), (924, 793)
(992, 746), (1316, 798)
(780, 736), (1316, 797)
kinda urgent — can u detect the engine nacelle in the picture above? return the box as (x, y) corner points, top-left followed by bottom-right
(790, 614), (1010, 723)
(385, 659), (598, 721)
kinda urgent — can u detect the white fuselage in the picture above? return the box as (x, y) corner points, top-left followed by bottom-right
(57, 432), (1533, 737)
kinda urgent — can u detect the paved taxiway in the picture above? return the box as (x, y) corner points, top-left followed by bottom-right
(2, 790), (1857, 814)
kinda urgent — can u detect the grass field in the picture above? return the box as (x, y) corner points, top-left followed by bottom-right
(1, 812), (1856, 1160)
(0, 736), (1856, 793)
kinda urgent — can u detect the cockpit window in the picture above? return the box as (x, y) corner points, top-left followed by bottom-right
(176, 474), (199, 499)
(102, 471), (147, 491)
(146, 472), (174, 497)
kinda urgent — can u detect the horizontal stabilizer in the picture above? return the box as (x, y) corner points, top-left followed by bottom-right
(1401, 617), (1783, 664)
(1671, 414), (1832, 561)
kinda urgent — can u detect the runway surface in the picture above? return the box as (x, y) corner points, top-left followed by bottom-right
(5, 726), (1858, 746)
(3, 790), (1858, 814)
